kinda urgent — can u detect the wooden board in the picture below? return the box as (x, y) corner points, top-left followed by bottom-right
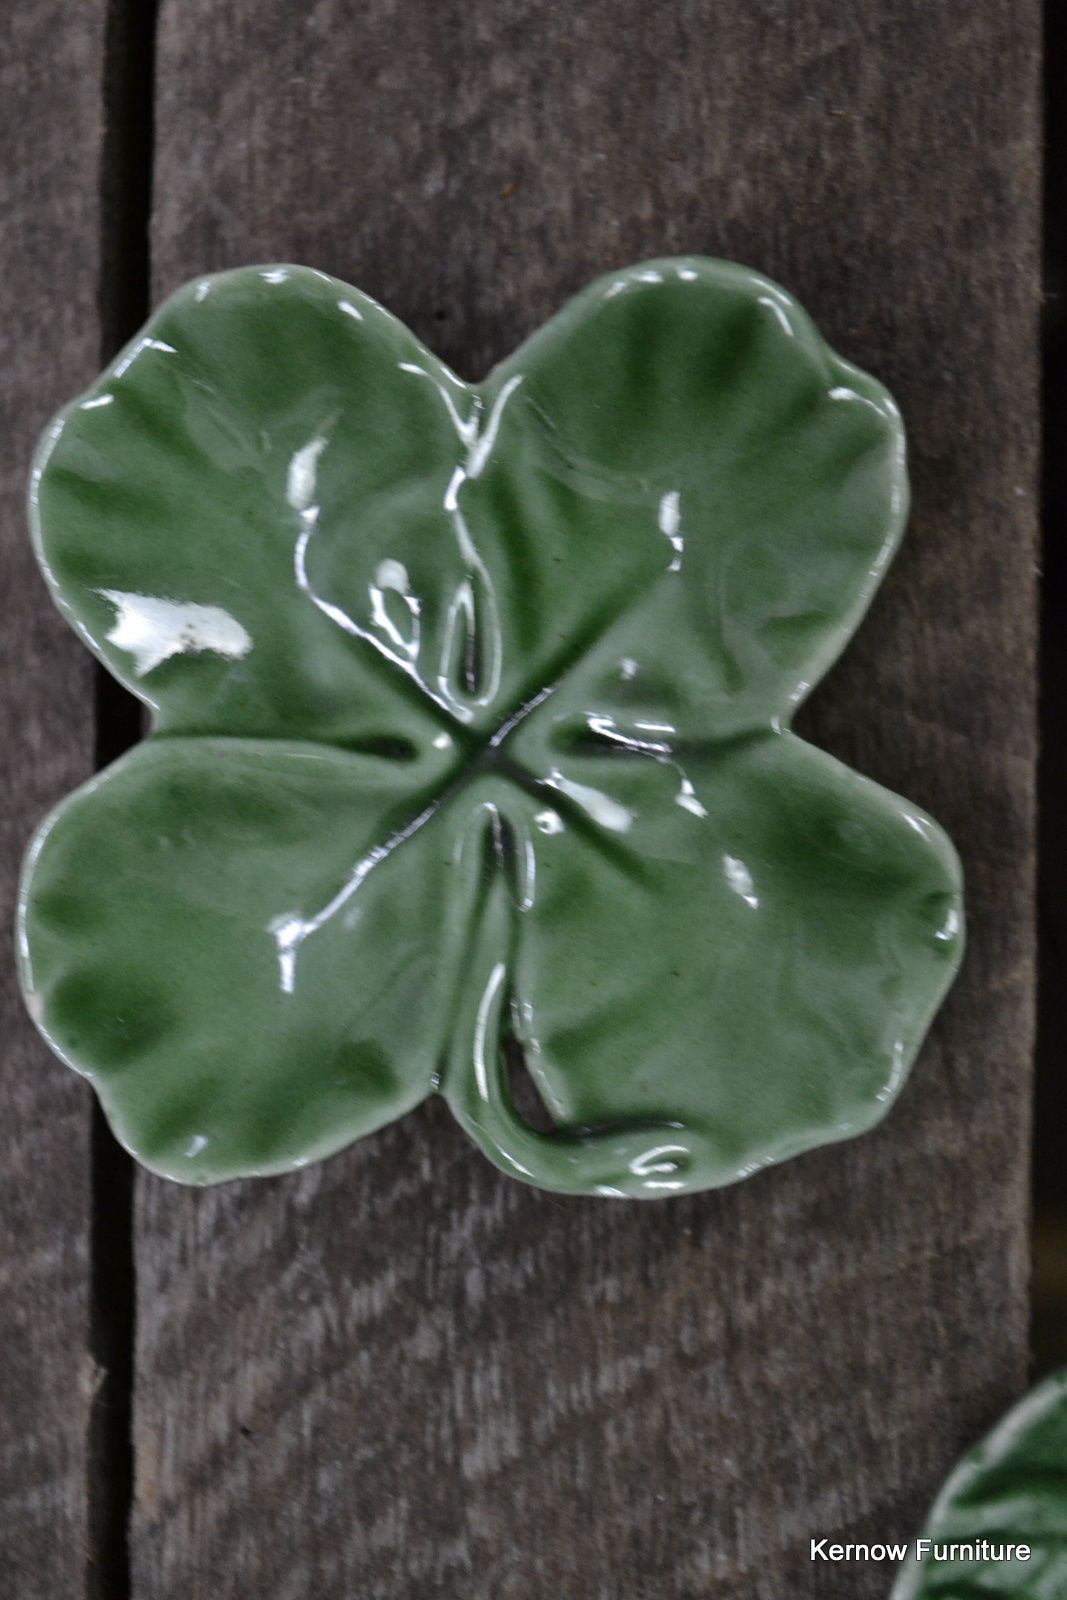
(133, 2), (1040, 1594)
(0, 3), (108, 1593)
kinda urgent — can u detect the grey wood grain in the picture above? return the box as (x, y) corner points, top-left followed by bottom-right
(0, 3), (108, 1593)
(136, 2), (1040, 1595)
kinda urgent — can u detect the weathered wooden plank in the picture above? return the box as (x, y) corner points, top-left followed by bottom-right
(136, 2), (1039, 1595)
(0, 4), (110, 1594)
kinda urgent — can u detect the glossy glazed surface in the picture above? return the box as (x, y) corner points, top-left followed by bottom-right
(19, 259), (963, 1195)
(894, 1371), (1067, 1596)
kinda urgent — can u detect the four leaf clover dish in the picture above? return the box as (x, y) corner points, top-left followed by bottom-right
(894, 1370), (1067, 1597)
(18, 258), (963, 1198)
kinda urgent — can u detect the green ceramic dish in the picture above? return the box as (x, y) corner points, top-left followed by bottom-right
(18, 258), (963, 1196)
(894, 1371), (1067, 1596)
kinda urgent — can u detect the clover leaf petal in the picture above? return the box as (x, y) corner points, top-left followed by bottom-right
(20, 257), (963, 1196)
(444, 734), (960, 1196)
(21, 737), (465, 1181)
(476, 258), (908, 737)
(893, 1371), (1067, 1597)
(32, 266), (484, 750)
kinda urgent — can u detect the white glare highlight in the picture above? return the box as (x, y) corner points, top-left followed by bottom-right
(723, 854), (759, 910)
(98, 590), (252, 676)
